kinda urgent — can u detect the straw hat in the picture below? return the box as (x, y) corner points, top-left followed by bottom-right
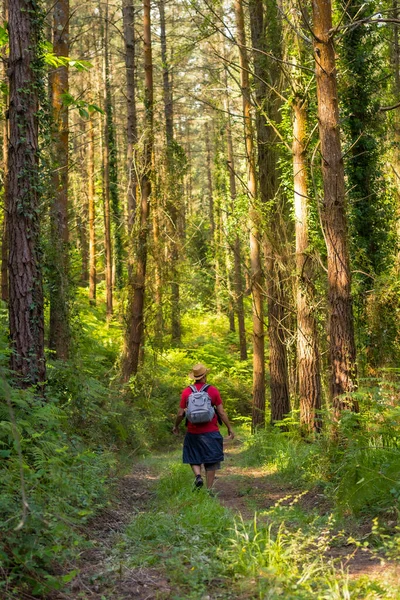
(189, 363), (210, 381)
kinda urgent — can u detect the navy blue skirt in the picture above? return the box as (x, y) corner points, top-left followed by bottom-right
(183, 431), (224, 465)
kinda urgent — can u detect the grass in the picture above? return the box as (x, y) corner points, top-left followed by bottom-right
(118, 455), (400, 599)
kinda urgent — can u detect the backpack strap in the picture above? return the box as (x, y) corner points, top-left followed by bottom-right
(189, 384), (197, 393)
(200, 384), (210, 392)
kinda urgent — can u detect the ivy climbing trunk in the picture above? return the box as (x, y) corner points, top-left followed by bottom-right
(122, 0), (138, 236)
(234, 0), (265, 429)
(159, 0), (181, 343)
(122, 0), (154, 379)
(49, 0), (70, 359)
(249, 0), (290, 424)
(8, 0), (46, 385)
(312, 0), (358, 412)
(293, 96), (322, 431)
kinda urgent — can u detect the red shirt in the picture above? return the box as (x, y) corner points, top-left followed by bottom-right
(180, 382), (222, 434)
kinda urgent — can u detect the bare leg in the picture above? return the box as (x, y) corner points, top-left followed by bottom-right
(190, 464), (201, 476)
(206, 469), (216, 489)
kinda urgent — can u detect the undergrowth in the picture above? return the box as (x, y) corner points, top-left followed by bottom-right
(0, 293), (121, 596)
(120, 460), (398, 599)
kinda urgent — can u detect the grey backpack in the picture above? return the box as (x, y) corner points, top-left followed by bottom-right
(186, 384), (215, 424)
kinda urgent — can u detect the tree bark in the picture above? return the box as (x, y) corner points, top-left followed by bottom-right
(234, 0), (265, 429)
(152, 171), (163, 341)
(122, 0), (138, 234)
(122, 0), (153, 379)
(392, 0), (400, 267)
(49, 0), (70, 359)
(205, 124), (215, 239)
(249, 0), (290, 423)
(88, 113), (96, 305)
(312, 0), (358, 412)
(293, 97), (322, 430)
(8, 0), (46, 385)
(223, 62), (247, 359)
(103, 0), (123, 291)
(1, 0), (8, 304)
(159, 0), (181, 343)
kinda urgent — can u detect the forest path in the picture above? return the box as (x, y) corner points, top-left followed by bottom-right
(217, 442), (397, 583)
(55, 438), (399, 599)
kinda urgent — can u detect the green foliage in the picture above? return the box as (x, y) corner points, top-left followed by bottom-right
(222, 514), (391, 599)
(61, 91), (104, 118)
(44, 53), (92, 72)
(0, 294), (121, 595)
(240, 383), (400, 519)
(0, 383), (115, 595)
(0, 23), (8, 47)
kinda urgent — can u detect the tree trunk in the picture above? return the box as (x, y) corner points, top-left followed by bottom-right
(152, 172), (163, 341)
(49, 0), (70, 359)
(249, 0), (290, 423)
(88, 113), (96, 305)
(122, 0), (154, 379)
(293, 97), (322, 431)
(223, 63), (247, 359)
(214, 199), (222, 313)
(8, 0), (46, 385)
(312, 0), (358, 412)
(205, 124), (215, 239)
(102, 118), (113, 318)
(234, 0), (265, 429)
(392, 0), (400, 267)
(1, 0), (8, 304)
(122, 0), (138, 235)
(103, 0), (123, 291)
(159, 0), (181, 343)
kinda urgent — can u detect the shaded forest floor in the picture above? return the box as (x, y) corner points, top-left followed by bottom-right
(51, 439), (400, 600)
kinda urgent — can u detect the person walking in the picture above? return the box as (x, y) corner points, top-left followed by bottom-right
(172, 363), (234, 491)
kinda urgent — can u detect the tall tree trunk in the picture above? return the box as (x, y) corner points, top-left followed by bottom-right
(159, 0), (181, 343)
(1, 0), (8, 303)
(88, 113), (96, 305)
(102, 118), (113, 318)
(8, 0), (46, 385)
(49, 0), (70, 359)
(152, 171), (163, 341)
(312, 0), (358, 412)
(234, 0), (265, 429)
(221, 203), (235, 331)
(293, 96), (322, 431)
(205, 124), (215, 238)
(122, 0), (138, 235)
(249, 0), (290, 423)
(392, 0), (400, 266)
(122, 0), (154, 380)
(100, 3), (113, 317)
(104, 0), (123, 291)
(223, 62), (247, 359)
(214, 199), (222, 313)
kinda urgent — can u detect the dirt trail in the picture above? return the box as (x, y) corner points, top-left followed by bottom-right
(52, 442), (399, 599)
(52, 466), (171, 600)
